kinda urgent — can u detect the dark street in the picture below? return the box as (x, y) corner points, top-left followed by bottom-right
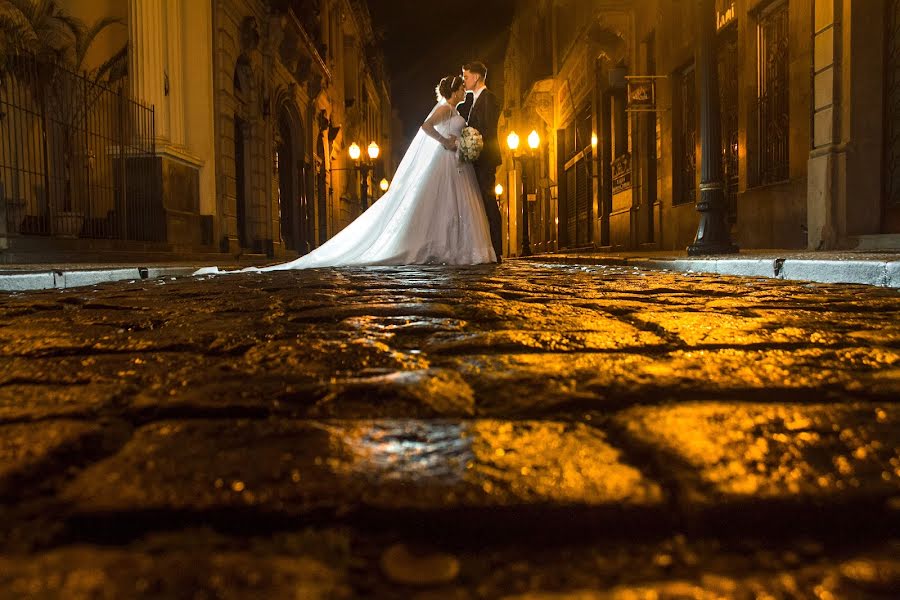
(1, 262), (898, 597)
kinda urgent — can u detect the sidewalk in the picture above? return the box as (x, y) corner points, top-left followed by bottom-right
(2, 249), (900, 292)
(525, 248), (900, 288)
(0, 259), (270, 292)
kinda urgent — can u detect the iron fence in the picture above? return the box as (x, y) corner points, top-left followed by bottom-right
(0, 54), (162, 242)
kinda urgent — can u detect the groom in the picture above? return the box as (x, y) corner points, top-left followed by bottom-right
(459, 61), (502, 262)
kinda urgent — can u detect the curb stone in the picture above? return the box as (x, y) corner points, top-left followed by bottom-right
(3, 258), (900, 291)
(528, 256), (900, 288)
(778, 260), (888, 287)
(0, 266), (202, 293)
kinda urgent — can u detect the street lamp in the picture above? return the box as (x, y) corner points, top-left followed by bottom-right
(494, 183), (503, 200)
(687, 0), (739, 255)
(507, 131), (520, 152)
(348, 141), (380, 210)
(506, 129), (539, 256)
(380, 178), (389, 192)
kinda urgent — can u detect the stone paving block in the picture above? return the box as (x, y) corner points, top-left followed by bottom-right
(455, 300), (640, 332)
(128, 364), (472, 422)
(616, 402), (900, 504)
(0, 545), (350, 599)
(468, 536), (899, 599)
(425, 328), (666, 355)
(291, 302), (460, 322)
(632, 310), (825, 347)
(0, 324), (96, 358)
(319, 369), (476, 418)
(63, 419), (663, 518)
(448, 347), (900, 417)
(239, 336), (428, 377)
(0, 420), (109, 499)
(0, 383), (124, 422)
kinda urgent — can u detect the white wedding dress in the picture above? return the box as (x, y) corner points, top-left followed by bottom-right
(195, 101), (495, 275)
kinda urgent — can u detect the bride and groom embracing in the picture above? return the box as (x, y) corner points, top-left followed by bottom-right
(195, 62), (502, 276)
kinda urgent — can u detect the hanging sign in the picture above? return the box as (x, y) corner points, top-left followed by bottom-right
(625, 76), (657, 112)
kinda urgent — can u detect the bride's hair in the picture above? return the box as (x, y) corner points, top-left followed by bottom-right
(435, 75), (464, 102)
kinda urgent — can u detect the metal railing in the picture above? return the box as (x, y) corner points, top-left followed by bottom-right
(0, 54), (162, 242)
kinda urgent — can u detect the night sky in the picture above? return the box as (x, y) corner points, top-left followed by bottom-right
(367, 0), (517, 150)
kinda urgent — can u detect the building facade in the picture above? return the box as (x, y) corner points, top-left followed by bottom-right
(0, 0), (392, 261)
(500, 0), (899, 256)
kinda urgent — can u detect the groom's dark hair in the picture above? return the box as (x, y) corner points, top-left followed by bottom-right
(463, 61), (487, 82)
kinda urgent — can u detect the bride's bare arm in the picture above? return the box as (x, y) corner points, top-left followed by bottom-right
(421, 106), (457, 150)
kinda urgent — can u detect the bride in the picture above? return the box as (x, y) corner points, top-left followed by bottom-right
(195, 76), (496, 275)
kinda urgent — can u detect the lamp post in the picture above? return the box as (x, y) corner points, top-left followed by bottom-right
(494, 183), (504, 256)
(687, 0), (739, 255)
(348, 141), (381, 210)
(507, 130), (539, 256)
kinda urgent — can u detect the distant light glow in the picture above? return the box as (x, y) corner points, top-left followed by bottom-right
(528, 130), (540, 150)
(380, 178), (389, 191)
(368, 141), (380, 160)
(349, 142), (361, 160)
(495, 183), (503, 197)
(506, 131), (520, 151)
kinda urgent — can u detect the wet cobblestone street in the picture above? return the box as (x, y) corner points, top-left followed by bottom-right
(0, 261), (898, 598)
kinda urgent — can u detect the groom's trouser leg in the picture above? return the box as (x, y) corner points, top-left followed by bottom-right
(476, 164), (502, 259)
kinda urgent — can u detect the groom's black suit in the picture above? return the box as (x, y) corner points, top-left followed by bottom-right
(458, 88), (502, 261)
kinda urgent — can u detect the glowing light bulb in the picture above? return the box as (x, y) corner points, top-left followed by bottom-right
(506, 131), (520, 151)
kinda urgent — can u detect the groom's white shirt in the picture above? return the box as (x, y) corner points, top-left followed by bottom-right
(467, 85), (486, 122)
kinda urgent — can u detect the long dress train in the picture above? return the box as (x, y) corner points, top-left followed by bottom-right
(195, 101), (495, 275)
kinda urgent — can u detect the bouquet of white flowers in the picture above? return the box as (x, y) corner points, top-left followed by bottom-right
(457, 126), (483, 163)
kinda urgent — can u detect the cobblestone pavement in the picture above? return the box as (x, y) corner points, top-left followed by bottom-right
(0, 262), (898, 598)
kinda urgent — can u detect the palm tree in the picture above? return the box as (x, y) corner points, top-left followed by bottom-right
(1, 0), (127, 86)
(0, 0), (127, 227)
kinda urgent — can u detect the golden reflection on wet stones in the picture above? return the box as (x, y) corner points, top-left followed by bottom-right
(425, 328), (664, 355)
(632, 310), (839, 347)
(325, 369), (476, 417)
(62, 420), (662, 514)
(617, 403), (900, 498)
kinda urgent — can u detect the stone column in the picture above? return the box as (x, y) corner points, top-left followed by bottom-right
(165, 0), (186, 147)
(128, 0), (170, 143)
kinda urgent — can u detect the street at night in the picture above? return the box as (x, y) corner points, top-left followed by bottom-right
(3, 0), (900, 595)
(0, 263), (897, 597)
